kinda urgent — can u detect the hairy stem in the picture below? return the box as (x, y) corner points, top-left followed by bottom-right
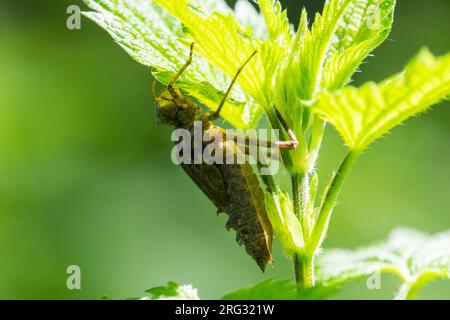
(395, 272), (441, 300)
(395, 282), (416, 300)
(294, 254), (314, 290)
(292, 172), (314, 289)
(308, 150), (361, 255)
(292, 173), (311, 237)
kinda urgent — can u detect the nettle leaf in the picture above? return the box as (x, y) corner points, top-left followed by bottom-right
(154, 0), (262, 103)
(294, 0), (353, 100)
(221, 278), (337, 300)
(308, 49), (450, 150)
(317, 228), (450, 299)
(154, 0), (288, 108)
(143, 281), (200, 300)
(265, 191), (305, 256)
(277, 0), (395, 119)
(257, 0), (293, 43)
(323, 0), (396, 90)
(83, 0), (260, 129)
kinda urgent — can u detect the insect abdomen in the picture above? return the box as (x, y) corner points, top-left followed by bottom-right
(218, 162), (274, 271)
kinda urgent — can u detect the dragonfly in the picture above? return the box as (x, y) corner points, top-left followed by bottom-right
(154, 43), (298, 271)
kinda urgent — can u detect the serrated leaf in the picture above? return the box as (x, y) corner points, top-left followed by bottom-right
(265, 191), (305, 256)
(221, 278), (337, 300)
(295, 0), (353, 99)
(83, 0), (261, 129)
(257, 0), (293, 43)
(308, 48), (450, 150)
(155, 0), (266, 104)
(277, 0), (395, 121)
(323, 0), (396, 90)
(154, 0), (289, 108)
(317, 228), (450, 298)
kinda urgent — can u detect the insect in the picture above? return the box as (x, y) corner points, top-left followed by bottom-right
(154, 43), (298, 271)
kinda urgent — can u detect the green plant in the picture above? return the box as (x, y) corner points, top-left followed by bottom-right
(84, 0), (450, 299)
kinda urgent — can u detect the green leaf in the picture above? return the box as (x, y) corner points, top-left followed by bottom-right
(293, 0), (353, 100)
(221, 278), (337, 300)
(277, 0), (395, 116)
(317, 228), (450, 299)
(143, 281), (200, 300)
(154, 0), (266, 105)
(83, 0), (261, 129)
(308, 48), (450, 150)
(154, 0), (290, 109)
(323, 0), (396, 90)
(265, 190), (305, 256)
(257, 0), (293, 43)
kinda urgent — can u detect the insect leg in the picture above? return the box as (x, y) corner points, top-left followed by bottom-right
(225, 125), (298, 152)
(218, 105), (298, 153)
(168, 42), (195, 98)
(208, 50), (258, 121)
(273, 106), (299, 149)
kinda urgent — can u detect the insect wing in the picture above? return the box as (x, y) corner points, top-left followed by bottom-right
(218, 140), (274, 271)
(181, 163), (229, 212)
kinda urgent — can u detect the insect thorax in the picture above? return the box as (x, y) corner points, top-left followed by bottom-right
(155, 88), (205, 129)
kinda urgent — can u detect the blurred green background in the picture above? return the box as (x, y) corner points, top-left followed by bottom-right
(0, 0), (449, 299)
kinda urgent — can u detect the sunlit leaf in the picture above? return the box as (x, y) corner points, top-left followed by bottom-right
(294, 0), (353, 100)
(155, 0), (265, 104)
(265, 191), (305, 256)
(83, 0), (261, 128)
(323, 0), (396, 90)
(276, 0), (395, 121)
(308, 48), (450, 150)
(257, 0), (293, 43)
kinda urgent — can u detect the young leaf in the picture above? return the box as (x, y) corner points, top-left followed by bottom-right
(323, 0), (396, 90)
(257, 0), (293, 43)
(154, 0), (265, 104)
(294, 0), (353, 100)
(221, 278), (337, 300)
(154, 0), (289, 108)
(308, 48), (450, 151)
(144, 281), (200, 300)
(83, 0), (260, 129)
(317, 228), (450, 299)
(277, 0), (395, 116)
(265, 191), (305, 256)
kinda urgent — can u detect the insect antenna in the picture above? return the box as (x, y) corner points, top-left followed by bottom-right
(208, 50), (258, 121)
(168, 42), (195, 98)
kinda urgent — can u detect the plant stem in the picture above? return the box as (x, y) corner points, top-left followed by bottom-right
(394, 282), (416, 300)
(292, 172), (314, 289)
(293, 255), (301, 287)
(394, 272), (441, 300)
(308, 150), (361, 255)
(292, 173), (311, 237)
(295, 254), (314, 290)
